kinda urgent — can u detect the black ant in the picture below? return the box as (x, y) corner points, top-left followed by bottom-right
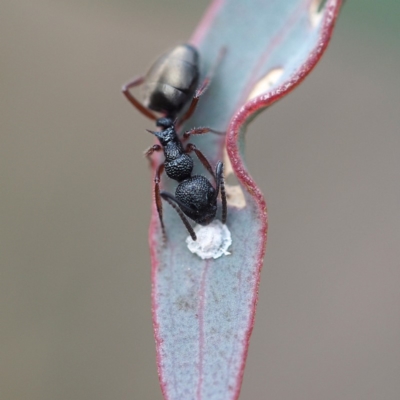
(122, 44), (227, 240)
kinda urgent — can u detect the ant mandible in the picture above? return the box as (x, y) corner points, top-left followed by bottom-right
(122, 44), (227, 241)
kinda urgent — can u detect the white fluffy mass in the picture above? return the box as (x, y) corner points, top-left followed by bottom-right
(186, 220), (232, 260)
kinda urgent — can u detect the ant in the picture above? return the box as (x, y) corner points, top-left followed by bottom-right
(122, 44), (227, 241)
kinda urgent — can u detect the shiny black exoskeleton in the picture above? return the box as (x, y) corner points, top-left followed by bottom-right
(142, 45), (199, 116)
(146, 118), (227, 241)
(122, 44), (205, 124)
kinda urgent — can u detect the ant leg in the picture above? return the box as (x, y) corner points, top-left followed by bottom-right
(185, 143), (216, 180)
(145, 145), (166, 239)
(182, 126), (224, 141)
(144, 144), (162, 157)
(154, 163), (167, 241)
(214, 162), (227, 223)
(179, 47), (227, 125)
(160, 192), (197, 241)
(178, 82), (208, 125)
(144, 144), (162, 168)
(122, 76), (158, 121)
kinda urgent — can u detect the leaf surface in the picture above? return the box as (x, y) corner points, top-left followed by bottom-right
(150, 1), (343, 399)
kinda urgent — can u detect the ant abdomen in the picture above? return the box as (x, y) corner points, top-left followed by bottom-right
(142, 44), (199, 115)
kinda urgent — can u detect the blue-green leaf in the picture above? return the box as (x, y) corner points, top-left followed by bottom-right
(150, 1), (343, 399)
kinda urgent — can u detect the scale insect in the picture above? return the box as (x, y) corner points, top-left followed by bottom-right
(122, 44), (227, 241)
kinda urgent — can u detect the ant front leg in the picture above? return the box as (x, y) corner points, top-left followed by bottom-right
(160, 192), (197, 241)
(122, 76), (158, 121)
(185, 143), (216, 180)
(215, 161), (227, 223)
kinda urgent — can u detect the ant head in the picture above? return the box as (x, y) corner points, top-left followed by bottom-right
(156, 117), (174, 129)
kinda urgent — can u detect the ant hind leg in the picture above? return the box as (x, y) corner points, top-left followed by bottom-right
(178, 47), (227, 125)
(122, 76), (158, 121)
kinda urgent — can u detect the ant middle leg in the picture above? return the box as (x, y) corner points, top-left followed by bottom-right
(144, 144), (162, 169)
(185, 143), (216, 180)
(122, 76), (158, 121)
(145, 145), (167, 240)
(182, 126), (225, 140)
(154, 163), (167, 241)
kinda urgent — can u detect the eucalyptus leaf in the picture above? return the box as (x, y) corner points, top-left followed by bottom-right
(150, 1), (343, 399)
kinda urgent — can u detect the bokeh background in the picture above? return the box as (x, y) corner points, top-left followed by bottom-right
(1, 1), (399, 399)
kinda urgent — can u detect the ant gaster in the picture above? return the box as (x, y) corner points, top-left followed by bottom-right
(122, 44), (227, 240)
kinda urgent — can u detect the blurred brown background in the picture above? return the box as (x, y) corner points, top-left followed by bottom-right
(1, 1), (399, 399)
